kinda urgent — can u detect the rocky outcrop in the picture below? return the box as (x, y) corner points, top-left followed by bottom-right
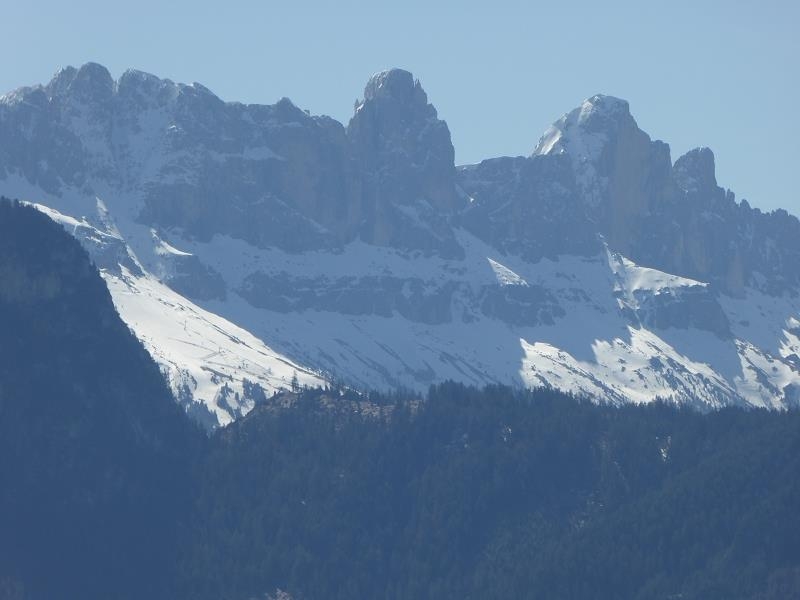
(633, 284), (731, 337)
(459, 96), (800, 297)
(238, 272), (461, 325)
(347, 69), (464, 257)
(459, 154), (601, 262)
(460, 95), (676, 263)
(1, 65), (360, 254)
(633, 146), (800, 296)
(531, 95), (674, 256)
(673, 146), (717, 193)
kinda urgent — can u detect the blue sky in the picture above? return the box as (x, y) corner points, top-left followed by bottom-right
(1, 0), (797, 213)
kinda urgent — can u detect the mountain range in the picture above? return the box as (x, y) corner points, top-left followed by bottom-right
(2, 62), (799, 426)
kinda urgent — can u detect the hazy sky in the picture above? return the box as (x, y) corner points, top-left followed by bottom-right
(1, 0), (797, 213)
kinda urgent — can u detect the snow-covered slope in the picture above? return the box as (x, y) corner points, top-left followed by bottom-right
(105, 270), (323, 428)
(23, 187), (800, 419)
(31, 201), (324, 427)
(2, 63), (799, 426)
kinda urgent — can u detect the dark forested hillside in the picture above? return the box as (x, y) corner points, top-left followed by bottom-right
(179, 385), (800, 600)
(0, 199), (200, 600)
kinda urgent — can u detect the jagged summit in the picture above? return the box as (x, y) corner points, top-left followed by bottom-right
(118, 67), (170, 91)
(46, 62), (114, 100)
(73, 61), (114, 88)
(528, 93), (672, 257)
(45, 65), (78, 96)
(673, 146), (717, 193)
(117, 68), (180, 109)
(580, 93), (630, 118)
(348, 67), (462, 243)
(533, 93), (636, 158)
(36, 62), (222, 106)
(349, 67), (444, 133)
(26, 62), (317, 119)
(362, 68), (428, 106)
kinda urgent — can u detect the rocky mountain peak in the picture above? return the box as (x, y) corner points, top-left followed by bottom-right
(48, 62), (114, 104)
(117, 68), (178, 106)
(576, 93), (631, 124)
(75, 61), (114, 89)
(532, 93), (636, 160)
(273, 96), (311, 122)
(45, 65), (78, 97)
(362, 68), (428, 107)
(350, 68), (441, 134)
(347, 68), (463, 254)
(673, 146), (717, 194)
(531, 94), (672, 255)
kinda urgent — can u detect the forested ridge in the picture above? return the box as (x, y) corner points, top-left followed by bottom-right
(1, 198), (799, 600)
(178, 385), (800, 600)
(0, 199), (201, 599)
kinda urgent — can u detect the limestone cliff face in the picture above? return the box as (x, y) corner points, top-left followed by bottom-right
(673, 146), (717, 193)
(0, 64), (470, 257)
(602, 114), (673, 256)
(0, 63), (117, 193)
(1, 64), (360, 253)
(531, 94), (674, 256)
(4, 66), (799, 296)
(348, 69), (460, 213)
(657, 147), (739, 293)
(460, 95), (673, 263)
(637, 146), (800, 296)
(129, 87), (359, 252)
(458, 154), (601, 262)
(347, 69), (464, 256)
